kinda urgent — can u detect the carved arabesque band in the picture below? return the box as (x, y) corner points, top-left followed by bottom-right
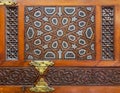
(0, 67), (120, 86)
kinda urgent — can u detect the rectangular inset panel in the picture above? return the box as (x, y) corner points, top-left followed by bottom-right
(6, 7), (18, 60)
(102, 6), (114, 60)
(25, 6), (95, 60)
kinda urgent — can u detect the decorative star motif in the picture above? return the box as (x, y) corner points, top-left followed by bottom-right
(42, 17), (48, 21)
(72, 17), (77, 21)
(72, 44), (77, 49)
(76, 30), (83, 36)
(37, 30), (43, 36)
(42, 45), (48, 49)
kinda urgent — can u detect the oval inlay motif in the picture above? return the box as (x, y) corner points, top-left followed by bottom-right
(68, 25), (75, 31)
(52, 18), (58, 25)
(34, 49), (41, 55)
(79, 49), (86, 55)
(62, 41), (68, 48)
(78, 11), (86, 17)
(79, 21), (86, 27)
(27, 27), (34, 39)
(62, 18), (68, 25)
(44, 25), (52, 32)
(34, 11), (41, 17)
(79, 39), (86, 45)
(44, 35), (52, 41)
(34, 39), (41, 45)
(34, 21), (41, 27)
(68, 35), (76, 41)
(86, 27), (93, 39)
(52, 41), (58, 48)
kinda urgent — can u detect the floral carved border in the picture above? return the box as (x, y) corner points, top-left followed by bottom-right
(0, 67), (120, 86)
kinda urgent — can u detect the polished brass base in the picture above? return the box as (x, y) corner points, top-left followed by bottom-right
(30, 78), (54, 93)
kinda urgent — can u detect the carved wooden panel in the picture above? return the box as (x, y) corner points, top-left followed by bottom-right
(0, 67), (120, 86)
(102, 6), (114, 60)
(46, 67), (120, 86)
(0, 67), (39, 85)
(24, 6), (95, 60)
(6, 6), (18, 60)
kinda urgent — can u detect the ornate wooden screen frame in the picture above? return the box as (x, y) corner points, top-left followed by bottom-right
(0, 0), (120, 93)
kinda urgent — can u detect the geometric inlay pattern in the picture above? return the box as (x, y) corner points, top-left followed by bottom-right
(25, 6), (95, 60)
(102, 6), (114, 60)
(6, 7), (18, 60)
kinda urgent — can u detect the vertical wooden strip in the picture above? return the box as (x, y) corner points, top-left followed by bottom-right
(18, 5), (25, 61)
(114, 5), (120, 62)
(96, 5), (101, 61)
(0, 6), (5, 62)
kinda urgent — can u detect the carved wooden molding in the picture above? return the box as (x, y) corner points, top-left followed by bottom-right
(0, 67), (39, 85)
(46, 67), (120, 86)
(0, 67), (120, 86)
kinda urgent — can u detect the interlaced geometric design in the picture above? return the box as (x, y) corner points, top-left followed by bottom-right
(6, 7), (18, 60)
(102, 6), (114, 60)
(25, 6), (95, 60)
